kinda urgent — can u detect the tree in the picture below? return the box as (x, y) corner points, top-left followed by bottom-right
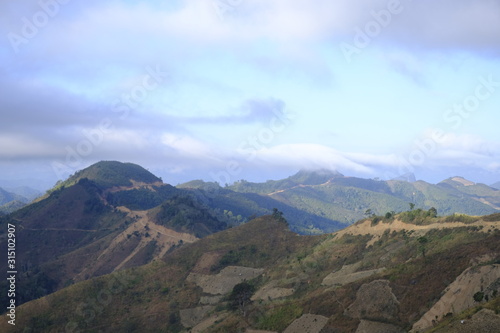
(364, 209), (374, 217)
(409, 202), (415, 211)
(228, 282), (255, 317)
(428, 207), (438, 218)
(417, 236), (428, 258)
(272, 208), (287, 224)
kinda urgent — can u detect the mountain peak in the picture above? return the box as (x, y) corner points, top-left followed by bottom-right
(289, 168), (344, 185)
(441, 176), (476, 187)
(391, 172), (416, 182)
(60, 161), (162, 189)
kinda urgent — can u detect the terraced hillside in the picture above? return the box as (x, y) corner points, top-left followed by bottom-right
(3, 212), (499, 332)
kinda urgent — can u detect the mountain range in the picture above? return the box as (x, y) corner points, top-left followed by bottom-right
(0, 161), (499, 332)
(0, 186), (41, 215)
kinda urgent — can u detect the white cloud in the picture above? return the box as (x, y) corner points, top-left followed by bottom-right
(161, 133), (214, 158)
(252, 143), (375, 174)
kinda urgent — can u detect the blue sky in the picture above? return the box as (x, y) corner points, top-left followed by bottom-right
(1, 0), (500, 189)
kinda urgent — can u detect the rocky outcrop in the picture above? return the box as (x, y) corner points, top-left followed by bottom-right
(432, 309), (500, 333)
(410, 264), (500, 332)
(345, 279), (400, 323)
(322, 262), (386, 287)
(187, 266), (264, 295)
(179, 305), (215, 328)
(283, 314), (329, 333)
(355, 319), (405, 333)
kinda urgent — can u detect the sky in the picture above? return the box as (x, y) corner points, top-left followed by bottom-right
(1, 0), (500, 190)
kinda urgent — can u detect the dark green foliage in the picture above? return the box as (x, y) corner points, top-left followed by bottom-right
(106, 185), (178, 210)
(473, 291), (485, 302)
(182, 185), (346, 234)
(400, 207), (440, 224)
(428, 207), (438, 218)
(228, 281), (256, 316)
(272, 208), (288, 224)
(482, 213), (500, 222)
(257, 303), (303, 331)
(56, 161), (162, 190)
(417, 236), (429, 258)
(371, 216), (381, 226)
(154, 195), (227, 237)
(444, 213), (479, 224)
(211, 245), (259, 272)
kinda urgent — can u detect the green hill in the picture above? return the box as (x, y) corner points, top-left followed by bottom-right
(55, 160), (162, 190)
(227, 171), (500, 224)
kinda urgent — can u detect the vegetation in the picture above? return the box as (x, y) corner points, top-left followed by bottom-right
(228, 282), (256, 316)
(1, 162), (500, 332)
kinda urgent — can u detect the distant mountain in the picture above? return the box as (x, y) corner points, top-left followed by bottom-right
(0, 187), (31, 215)
(4, 186), (41, 201)
(227, 169), (344, 195)
(491, 181), (500, 190)
(0, 200), (27, 215)
(0, 187), (27, 206)
(391, 172), (416, 182)
(227, 171), (500, 224)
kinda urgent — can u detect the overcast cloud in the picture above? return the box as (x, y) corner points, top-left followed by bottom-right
(0, 0), (499, 189)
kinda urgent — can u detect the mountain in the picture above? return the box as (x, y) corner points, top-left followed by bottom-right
(227, 168), (344, 195)
(491, 181), (500, 190)
(227, 171), (500, 224)
(4, 186), (41, 201)
(1, 161), (499, 320)
(55, 160), (163, 190)
(0, 187), (31, 215)
(0, 161), (229, 308)
(178, 182), (347, 234)
(3, 212), (500, 332)
(0, 187), (28, 206)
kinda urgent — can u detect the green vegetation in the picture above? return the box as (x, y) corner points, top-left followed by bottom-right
(256, 302), (303, 331)
(54, 160), (162, 191)
(228, 282), (256, 316)
(211, 245), (259, 272)
(399, 207), (441, 224)
(153, 195), (227, 237)
(2, 163), (500, 332)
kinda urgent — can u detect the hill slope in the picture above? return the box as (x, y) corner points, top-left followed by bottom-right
(3, 212), (500, 332)
(0, 162), (229, 308)
(490, 181), (500, 190)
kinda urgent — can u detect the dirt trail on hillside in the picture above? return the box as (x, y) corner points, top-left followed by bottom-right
(73, 207), (197, 280)
(334, 219), (500, 246)
(111, 207), (198, 270)
(105, 180), (165, 193)
(267, 179), (334, 196)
